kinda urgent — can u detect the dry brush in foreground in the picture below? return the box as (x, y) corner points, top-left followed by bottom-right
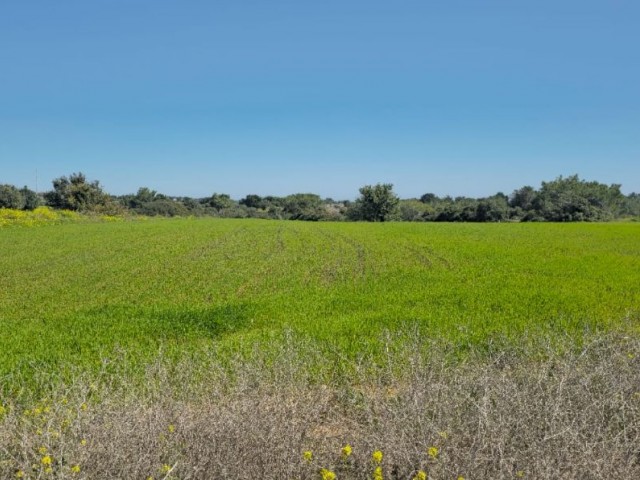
(1, 331), (639, 479)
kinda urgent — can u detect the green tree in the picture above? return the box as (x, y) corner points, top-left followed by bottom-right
(204, 193), (235, 211)
(19, 186), (41, 210)
(239, 194), (266, 209)
(0, 184), (25, 209)
(351, 183), (399, 222)
(44, 172), (110, 211)
(535, 175), (623, 221)
(283, 193), (323, 220)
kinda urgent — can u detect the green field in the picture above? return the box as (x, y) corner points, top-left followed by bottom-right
(2, 219), (640, 479)
(1, 219), (639, 386)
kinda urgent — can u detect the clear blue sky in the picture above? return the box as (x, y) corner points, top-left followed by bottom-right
(1, 0), (639, 199)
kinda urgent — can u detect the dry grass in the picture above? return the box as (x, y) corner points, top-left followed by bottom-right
(1, 331), (639, 479)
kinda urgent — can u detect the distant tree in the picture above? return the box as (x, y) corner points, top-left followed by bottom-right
(535, 175), (623, 221)
(204, 193), (235, 211)
(621, 192), (640, 218)
(137, 199), (189, 217)
(419, 193), (438, 204)
(19, 186), (41, 210)
(239, 194), (266, 209)
(135, 187), (159, 204)
(509, 186), (537, 211)
(44, 172), (110, 211)
(397, 199), (431, 221)
(475, 195), (509, 222)
(180, 197), (205, 215)
(283, 193), (323, 220)
(0, 184), (25, 209)
(350, 183), (399, 222)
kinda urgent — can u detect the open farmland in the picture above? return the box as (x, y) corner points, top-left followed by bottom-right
(1, 219), (640, 479)
(1, 219), (639, 378)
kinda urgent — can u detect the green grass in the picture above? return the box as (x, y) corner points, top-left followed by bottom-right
(1, 219), (639, 391)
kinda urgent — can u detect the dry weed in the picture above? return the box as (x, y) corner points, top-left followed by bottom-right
(1, 332), (639, 479)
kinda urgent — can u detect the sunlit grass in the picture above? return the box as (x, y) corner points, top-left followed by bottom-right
(1, 219), (639, 393)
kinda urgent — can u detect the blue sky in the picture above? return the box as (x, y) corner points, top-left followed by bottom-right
(1, 0), (639, 199)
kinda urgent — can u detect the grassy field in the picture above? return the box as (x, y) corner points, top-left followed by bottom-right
(1, 219), (639, 386)
(1, 219), (640, 478)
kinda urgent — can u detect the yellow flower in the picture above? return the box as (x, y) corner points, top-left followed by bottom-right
(15, 471), (24, 479)
(160, 464), (172, 474)
(80, 403), (88, 411)
(36, 429), (43, 436)
(372, 450), (383, 464)
(320, 468), (336, 480)
(413, 471), (427, 480)
(71, 465), (81, 474)
(168, 424), (175, 433)
(41, 455), (52, 466)
(427, 447), (439, 460)
(33, 407), (42, 416)
(373, 466), (384, 480)
(38, 446), (48, 455)
(457, 477), (465, 480)
(80, 439), (87, 446)
(516, 471), (525, 477)
(341, 444), (352, 458)
(303, 450), (313, 462)
(45, 467), (53, 474)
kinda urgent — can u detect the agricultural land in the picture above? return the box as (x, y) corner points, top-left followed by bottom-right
(1, 218), (639, 479)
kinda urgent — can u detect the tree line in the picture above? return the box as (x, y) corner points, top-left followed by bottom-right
(1, 173), (638, 222)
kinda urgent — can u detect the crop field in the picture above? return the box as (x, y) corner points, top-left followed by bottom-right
(1, 219), (639, 379)
(1, 219), (640, 479)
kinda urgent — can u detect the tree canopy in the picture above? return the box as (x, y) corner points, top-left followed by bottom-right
(350, 183), (399, 222)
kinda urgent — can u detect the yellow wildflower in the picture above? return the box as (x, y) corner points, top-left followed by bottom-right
(372, 450), (383, 464)
(38, 447), (48, 455)
(373, 466), (384, 480)
(516, 471), (525, 477)
(341, 444), (352, 459)
(80, 439), (87, 446)
(427, 447), (439, 460)
(160, 464), (172, 474)
(80, 403), (88, 411)
(33, 407), (42, 416)
(413, 471), (427, 480)
(45, 467), (53, 474)
(36, 429), (43, 436)
(15, 471), (24, 479)
(303, 450), (313, 462)
(41, 455), (52, 466)
(71, 465), (81, 474)
(457, 477), (465, 480)
(320, 468), (336, 480)
(168, 424), (175, 433)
